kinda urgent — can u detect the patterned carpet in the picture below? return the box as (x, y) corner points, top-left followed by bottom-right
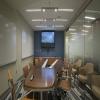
(54, 78), (95, 100)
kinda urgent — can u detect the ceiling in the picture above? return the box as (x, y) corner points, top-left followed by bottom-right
(69, 0), (100, 32)
(4, 0), (93, 30)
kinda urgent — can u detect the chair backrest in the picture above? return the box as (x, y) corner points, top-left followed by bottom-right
(85, 63), (94, 73)
(29, 62), (33, 70)
(8, 70), (16, 100)
(74, 59), (82, 68)
(34, 57), (45, 67)
(23, 65), (29, 78)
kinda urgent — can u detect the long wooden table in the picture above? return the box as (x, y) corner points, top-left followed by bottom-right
(24, 67), (57, 100)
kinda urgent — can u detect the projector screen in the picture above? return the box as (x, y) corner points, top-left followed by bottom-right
(41, 31), (55, 48)
(41, 32), (54, 43)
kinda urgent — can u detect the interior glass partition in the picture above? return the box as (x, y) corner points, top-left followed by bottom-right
(64, 0), (100, 73)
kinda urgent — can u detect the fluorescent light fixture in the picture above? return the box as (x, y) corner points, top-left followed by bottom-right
(25, 8), (46, 12)
(82, 30), (88, 33)
(56, 19), (67, 22)
(69, 28), (76, 31)
(25, 9), (41, 12)
(84, 16), (96, 20)
(44, 19), (47, 22)
(86, 10), (100, 14)
(71, 38), (75, 41)
(83, 25), (92, 28)
(70, 32), (77, 35)
(32, 19), (44, 21)
(54, 25), (64, 27)
(35, 25), (64, 28)
(35, 25), (47, 28)
(25, 8), (74, 12)
(58, 9), (74, 12)
(32, 19), (47, 22)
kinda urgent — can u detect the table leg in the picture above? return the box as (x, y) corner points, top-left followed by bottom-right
(33, 92), (34, 100)
(40, 92), (43, 100)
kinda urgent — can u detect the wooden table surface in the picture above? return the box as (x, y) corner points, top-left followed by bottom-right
(25, 67), (56, 90)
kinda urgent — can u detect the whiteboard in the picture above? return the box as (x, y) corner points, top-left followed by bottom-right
(22, 30), (33, 58)
(0, 15), (16, 66)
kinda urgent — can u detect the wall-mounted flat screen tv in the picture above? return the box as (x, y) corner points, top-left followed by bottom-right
(41, 31), (55, 48)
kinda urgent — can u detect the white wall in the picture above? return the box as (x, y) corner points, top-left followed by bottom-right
(0, 0), (34, 95)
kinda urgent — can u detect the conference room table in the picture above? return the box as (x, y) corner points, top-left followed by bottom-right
(24, 67), (57, 100)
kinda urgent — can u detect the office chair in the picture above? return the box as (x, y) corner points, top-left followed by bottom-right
(8, 70), (17, 100)
(23, 65), (29, 78)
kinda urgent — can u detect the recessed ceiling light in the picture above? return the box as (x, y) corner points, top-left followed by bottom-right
(42, 9), (46, 12)
(82, 30), (88, 32)
(25, 9), (41, 12)
(54, 8), (58, 12)
(56, 19), (67, 22)
(84, 16), (96, 20)
(69, 28), (76, 31)
(83, 25), (92, 28)
(58, 9), (74, 12)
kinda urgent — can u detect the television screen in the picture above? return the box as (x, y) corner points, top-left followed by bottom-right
(41, 32), (54, 43)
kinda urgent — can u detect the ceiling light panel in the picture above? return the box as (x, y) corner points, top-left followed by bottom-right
(35, 25), (64, 28)
(71, 38), (76, 41)
(32, 19), (44, 21)
(69, 28), (76, 31)
(70, 32), (77, 35)
(54, 25), (64, 27)
(25, 9), (41, 12)
(83, 25), (92, 28)
(84, 16), (96, 20)
(35, 25), (47, 27)
(58, 9), (74, 12)
(82, 30), (88, 32)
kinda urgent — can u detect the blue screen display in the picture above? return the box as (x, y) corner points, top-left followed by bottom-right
(41, 32), (54, 43)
